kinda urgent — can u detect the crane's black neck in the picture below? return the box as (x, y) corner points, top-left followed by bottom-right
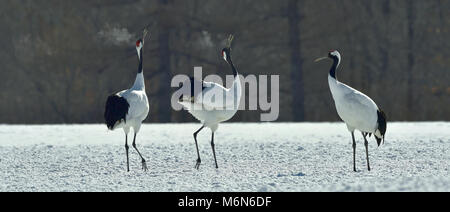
(138, 48), (143, 74)
(228, 59), (238, 78)
(329, 56), (339, 79)
(225, 49), (238, 77)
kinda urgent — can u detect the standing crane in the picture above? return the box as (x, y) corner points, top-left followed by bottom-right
(104, 29), (150, 172)
(315, 50), (387, 171)
(178, 35), (242, 169)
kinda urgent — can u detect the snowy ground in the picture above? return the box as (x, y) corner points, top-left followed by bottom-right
(0, 122), (449, 192)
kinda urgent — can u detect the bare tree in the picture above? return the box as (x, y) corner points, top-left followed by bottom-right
(287, 0), (305, 121)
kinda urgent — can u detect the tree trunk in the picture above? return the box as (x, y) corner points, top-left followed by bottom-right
(157, 0), (172, 123)
(287, 0), (304, 121)
(406, 0), (415, 120)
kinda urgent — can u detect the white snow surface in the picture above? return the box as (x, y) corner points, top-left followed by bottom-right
(0, 122), (449, 192)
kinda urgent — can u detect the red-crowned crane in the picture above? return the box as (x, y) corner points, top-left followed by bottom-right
(315, 50), (387, 172)
(104, 29), (150, 172)
(178, 35), (242, 169)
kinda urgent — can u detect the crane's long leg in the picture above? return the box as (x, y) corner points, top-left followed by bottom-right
(351, 132), (356, 172)
(125, 133), (130, 172)
(193, 126), (204, 170)
(362, 132), (371, 171)
(211, 132), (218, 169)
(132, 133), (148, 171)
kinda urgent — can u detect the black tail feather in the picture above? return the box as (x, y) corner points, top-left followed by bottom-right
(375, 136), (382, 147)
(104, 94), (129, 130)
(376, 109), (387, 146)
(178, 77), (206, 102)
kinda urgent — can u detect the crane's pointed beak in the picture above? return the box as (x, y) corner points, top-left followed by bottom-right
(314, 57), (328, 62)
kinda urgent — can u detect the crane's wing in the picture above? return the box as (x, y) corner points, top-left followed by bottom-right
(178, 77), (206, 103)
(341, 88), (379, 128)
(120, 90), (149, 120)
(199, 81), (234, 110)
(344, 89), (378, 112)
(178, 78), (235, 110)
(336, 82), (379, 111)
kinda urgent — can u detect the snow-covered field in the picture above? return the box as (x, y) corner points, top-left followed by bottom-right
(0, 122), (449, 192)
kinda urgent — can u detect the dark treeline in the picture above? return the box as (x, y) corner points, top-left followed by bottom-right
(0, 0), (449, 124)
